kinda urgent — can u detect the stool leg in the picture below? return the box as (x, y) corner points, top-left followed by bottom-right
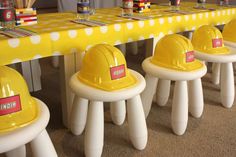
(85, 101), (104, 157)
(6, 145), (26, 157)
(172, 81), (188, 136)
(141, 74), (158, 118)
(188, 79), (204, 118)
(127, 95), (147, 150)
(30, 130), (57, 157)
(212, 63), (221, 85)
(156, 79), (171, 107)
(110, 101), (126, 125)
(70, 96), (88, 135)
(220, 63), (235, 108)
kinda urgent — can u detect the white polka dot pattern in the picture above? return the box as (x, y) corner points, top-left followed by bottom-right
(85, 28), (93, 36)
(30, 35), (41, 44)
(86, 45), (92, 50)
(68, 30), (77, 38)
(52, 51), (61, 56)
(139, 36), (145, 40)
(184, 15), (189, 21)
(11, 58), (22, 64)
(168, 17), (173, 23)
(159, 18), (164, 24)
(126, 22), (133, 30)
(114, 24), (121, 31)
(8, 39), (20, 48)
(33, 55), (42, 59)
(149, 34), (154, 38)
(149, 19), (155, 26)
(176, 16), (181, 22)
(100, 26), (108, 33)
(115, 40), (122, 45)
(50, 32), (60, 41)
(128, 38), (133, 42)
(1, 3), (236, 66)
(138, 21), (144, 28)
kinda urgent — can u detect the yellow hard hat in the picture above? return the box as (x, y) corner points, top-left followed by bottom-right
(151, 34), (203, 71)
(192, 25), (229, 54)
(0, 66), (38, 133)
(78, 44), (137, 91)
(222, 19), (236, 42)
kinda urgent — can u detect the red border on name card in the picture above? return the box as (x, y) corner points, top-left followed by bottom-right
(0, 95), (22, 116)
(110, 64), (126, 80)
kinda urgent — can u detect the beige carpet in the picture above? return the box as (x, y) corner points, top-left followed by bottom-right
(1, 47), (236, 157)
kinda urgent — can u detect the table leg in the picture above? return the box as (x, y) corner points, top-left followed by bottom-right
(220, 63), (235, 108)
(127, 95), (147, 150)
(52, 56), (59, 68)
(188, 79), (204, 118)
(116, 44), (126, 56)
(186, 31), (193, 40)
(212, 63), (220, 85)
(156, 79), (171, 107)
(30, 60), (42, 91)
(60, 54), (77, 127)
(127, 42), (138, 55)
(172, 81), (188, 135)
(75, 51), (85, 71)
(21, 61), (34, 91)
(145, 37), (160, 57)
(60, 52), (85, 127)
(141, 74), (158, 118)
(6, 145), (26, 157)
(21, 60), (42, 92)
(110, 100), (126, 125)
(70, 96), (88, 135)
(85, 101), (104, 157)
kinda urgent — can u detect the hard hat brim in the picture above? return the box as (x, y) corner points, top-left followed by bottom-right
(78, 70), (137, 91)
(0, 98), (39, 133)
(223, 37), (236, 43)
(151, 59), (204, 72)
(203, 46), (230, 55)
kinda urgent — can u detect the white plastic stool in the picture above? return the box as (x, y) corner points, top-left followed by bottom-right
(69, 70), (147, 157)
(0, 98), (57, 157)
(225, 41), (236, 70)
(141, 58), (207, 135)
(195, 47), (236, 108)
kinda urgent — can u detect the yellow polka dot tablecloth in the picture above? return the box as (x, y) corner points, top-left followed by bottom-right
(0, 2), (236, 66)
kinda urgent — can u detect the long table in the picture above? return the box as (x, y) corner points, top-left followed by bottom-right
(1, 2), (236, 126)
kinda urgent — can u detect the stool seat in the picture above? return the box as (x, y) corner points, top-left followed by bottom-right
(224, 40), (236, 48)
(70, 70), (146, 102)
(142, 57), (207, 81)
(195, 48), (236, 63)
(0, 98), (57, 157)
